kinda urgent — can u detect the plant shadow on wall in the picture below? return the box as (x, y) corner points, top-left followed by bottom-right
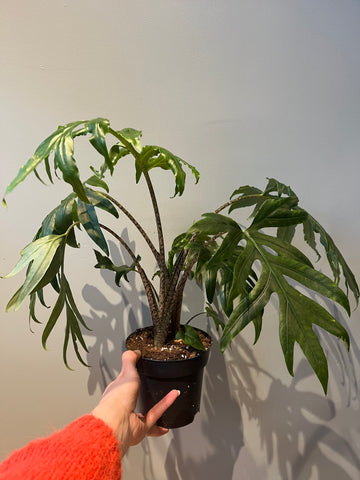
(225, 313), (360, 480)
(162, 327), (360, 480)
(81, 236), (151, 394)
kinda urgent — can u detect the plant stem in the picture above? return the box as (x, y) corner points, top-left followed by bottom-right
(166, 230), (224, 335)
(108, 127), (140, 157)
(215, 194), (262, 214)
(143, 171), (167, 271)
(108, 127), (169, 343)
(159, 250), (188, 340)
(186, 311), (206, 325)
(103, 193), (161, 264)
(142, 170), (170, 345)
(99, 223), (159, 325)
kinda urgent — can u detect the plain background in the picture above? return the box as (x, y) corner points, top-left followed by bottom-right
(1, 1), (360, 479)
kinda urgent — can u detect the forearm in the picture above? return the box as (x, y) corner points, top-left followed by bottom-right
(0, 415), (121, 480)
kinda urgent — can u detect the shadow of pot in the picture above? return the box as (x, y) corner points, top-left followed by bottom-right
(126, 328), (212, 429)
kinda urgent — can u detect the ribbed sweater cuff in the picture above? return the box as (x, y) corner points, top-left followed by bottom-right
(0, 415), (122, 480)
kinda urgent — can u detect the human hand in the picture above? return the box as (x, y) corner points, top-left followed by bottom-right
(92, 350), (179, 456)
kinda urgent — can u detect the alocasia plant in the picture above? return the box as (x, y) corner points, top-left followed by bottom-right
(2, 118), (358, 392)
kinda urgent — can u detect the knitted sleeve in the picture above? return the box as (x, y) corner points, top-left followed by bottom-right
(0, 415), (121, 480)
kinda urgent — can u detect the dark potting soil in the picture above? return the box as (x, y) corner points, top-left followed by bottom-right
(126, 326), (212, 360)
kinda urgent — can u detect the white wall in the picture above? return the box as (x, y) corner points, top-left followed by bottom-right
(1, 1), (360, 478)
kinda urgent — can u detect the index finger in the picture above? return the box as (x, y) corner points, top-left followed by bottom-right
(144, 389), (180, 430)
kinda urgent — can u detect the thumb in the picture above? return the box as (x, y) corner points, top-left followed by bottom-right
(120, 349), (141, 379)
(102, 350), (141, 398)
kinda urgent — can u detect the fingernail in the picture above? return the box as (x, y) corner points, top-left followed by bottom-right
(176, 390), (181, 397)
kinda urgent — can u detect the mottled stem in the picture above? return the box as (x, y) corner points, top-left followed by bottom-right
(99, 224), (159, 325)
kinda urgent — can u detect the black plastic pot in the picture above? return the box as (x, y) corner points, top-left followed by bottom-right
(126, 329), (211, 429)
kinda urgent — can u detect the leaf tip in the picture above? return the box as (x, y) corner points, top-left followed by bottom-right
(219, 336), (228, 353)
(321, 380), (328, 395)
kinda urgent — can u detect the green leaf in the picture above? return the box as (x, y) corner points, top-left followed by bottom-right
(64, 276), (91, 330)
(228, 194), (266, 213)
(2, 123), (78, 203)
(278, 281), (349, 392)
(270, 254), (350, 315)
(250, 196), (305, 229)
(193, 242), (213, 276)
(85, 175), (109, 193)
(227, 242), (258, 304)
(93, 250), (139, 286)
(228, 182), (293, 214)
(29, 241), (65, 294)
(133, 145), (159, 183)
(220, 228), (352, 392)
(205, 304), (225, 332)
(54, 195), (77, 233)
(4, 235), (65, 311)
(88, 118), (111, 173)
(220, 271), (272, 351)
(38, 206), (58, 238)
(302, 215), (320, 259)
(303, 213), (360, 305)
(204, 267), (217, 303)
(55, 137), (88, 202)
(66, 301), (89, 352)
(3, 236), (61, 278)
(263, 177), (296, 197)
(2, 118), (111, 204)
(44, 156), (54, 184)
(109, 144), (130, 167)
(29, 292), (41, 325)
(158, 147), (200, 196)
(189, 212), (241, 236)
(135, 145), (199, 197)
(250, 231), (313, 266)
(37, 287), (50, 306)
(230, 185), (262, 199)
(41, 278), (66, 350)
(251, 312), (263, 344)
(77, 199), (109, 255)
(36, 194), (78, 248)
(5, 286), (22, 312)
(118, 128), (143, 151)
(84, 187), (119, 218)
(207, 230), (243, 268)
(33, 168), (47, 185)
(63, 321), (72, 370)
(176, 325), (205, 351)
(277, 224), (296, 243)
(70, 323), (90, 367)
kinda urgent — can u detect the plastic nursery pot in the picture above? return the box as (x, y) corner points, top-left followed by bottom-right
(126, 328), (212, 429)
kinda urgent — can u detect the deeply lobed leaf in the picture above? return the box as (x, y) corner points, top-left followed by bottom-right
(186, 178), (358, 392)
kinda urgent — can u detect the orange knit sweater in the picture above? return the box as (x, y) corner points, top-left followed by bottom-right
(0, 415), (122, 480)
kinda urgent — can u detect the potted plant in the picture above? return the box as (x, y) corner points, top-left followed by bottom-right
(2, 118), (359, 428)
